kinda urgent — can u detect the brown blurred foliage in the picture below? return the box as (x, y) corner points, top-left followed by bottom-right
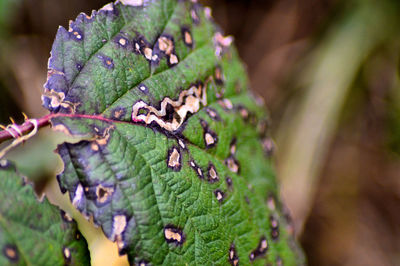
(1, 0), (400, 265)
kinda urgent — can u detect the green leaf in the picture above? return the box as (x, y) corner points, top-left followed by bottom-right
(0, 160), (90, 265)
(43, 0), (304, 265)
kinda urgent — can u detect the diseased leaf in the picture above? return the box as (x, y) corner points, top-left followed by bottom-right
(0, 160), (90, 265)
(43, 0), (304, 265)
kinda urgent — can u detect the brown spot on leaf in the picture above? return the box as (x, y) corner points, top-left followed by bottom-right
(225, 157), (239, 173)
(95, 125), (115, 146)
(207, 163), (219, 183)
(111, 214), (127, 241)
(138, 260), (149, 266)
(112, 108), (126, 119)
(168, 54), (179, 66)
(182, 27), (193, 48)
(96, 184), (114, 204)
(249, 236), (268, 261)
(167, 147), (181, 171)
(225, 177), (233, 189)
(238, 106), (249, 120)
(63, 247), (71, 263)
(205, 107), (220, 121)
(228, 243), (239, 266)
(157, 36), (174, 55)
(91, 142), (99, 151)
(214, 66), (224, 85)
(115, 35), (129, 48)
(214, 189), (225, 203)
(204, 129), (219, 149)
(164, 225), (185, 245)
(218, 99), (233, 110)
(97, 54), (114, 69)
(229, 138), (237, 155)
(178, 139), (186, 149)
(189, 160), (203, 179)
(70, 29), (83, 41)
(270, 215), (280, 240)
(3, 245), (18, 262)
(138, 84), (149, 94)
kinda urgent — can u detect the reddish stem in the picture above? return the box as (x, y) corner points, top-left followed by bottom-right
(0, 114), (52, 144)
(0, 112), (132, 144)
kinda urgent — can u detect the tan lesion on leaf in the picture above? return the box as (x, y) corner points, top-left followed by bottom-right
(96, 184), (114, 204)
(4, 246), (18, 261)
(94, 125), (115, 146)
(132, 82), (208, 131)
(42, 88), (80, 113)
(111, 215), (127, 242)
(205, 132), (215, 146)
(225, 157), (239, 173)
(213, 32), (233, 58)
(158, 36), (174, 55)
(164, 226), (184, 244)
(168, 147), (181, 170)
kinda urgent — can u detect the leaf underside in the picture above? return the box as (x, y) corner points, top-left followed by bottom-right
(0, 161), (90, 266)
(42, 0), (304, 265)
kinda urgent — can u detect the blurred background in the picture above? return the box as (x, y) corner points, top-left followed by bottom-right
(0, 0), (400, 265)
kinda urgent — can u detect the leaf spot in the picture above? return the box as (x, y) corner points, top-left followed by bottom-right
(115, 35), (129, 48)
(164, 225), (185, 245)
(96, 184), (114, 204)
(111, 214), (127, 241)
(132, 83), (207, 131)
(167, 147), (181, 171)
(157, 36), (174, 55)
(228, 243), (239, 266)
(181, 27), (193, 48)
(205, 107), (220, 121)
(204, 132), (216, 147)
(178, 139), (186, 149)
(69, 29), (83, 41)
(168, 54), (179, 66)
(238, 106), (249, 120)
(63, 247), (71, 263)
(97, 54), (114, 69)
(138, 260), (149, 266)
(218, 99), (233, 110)
(225, 177), (233, 189)
(72, 183), (84, 207)
(207, 163), (219, 183)
(214, 189), (225, 203)
(189, 160), (203, 179)
(225, 157), (239, 173)
(249, 236), (268, 261)
(229, 138), (237, 155)
(270, 215), (280, 240)
(3, 245), (18, 262)
(138, 84), (149, 94)
(214, 66), (224, 85)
